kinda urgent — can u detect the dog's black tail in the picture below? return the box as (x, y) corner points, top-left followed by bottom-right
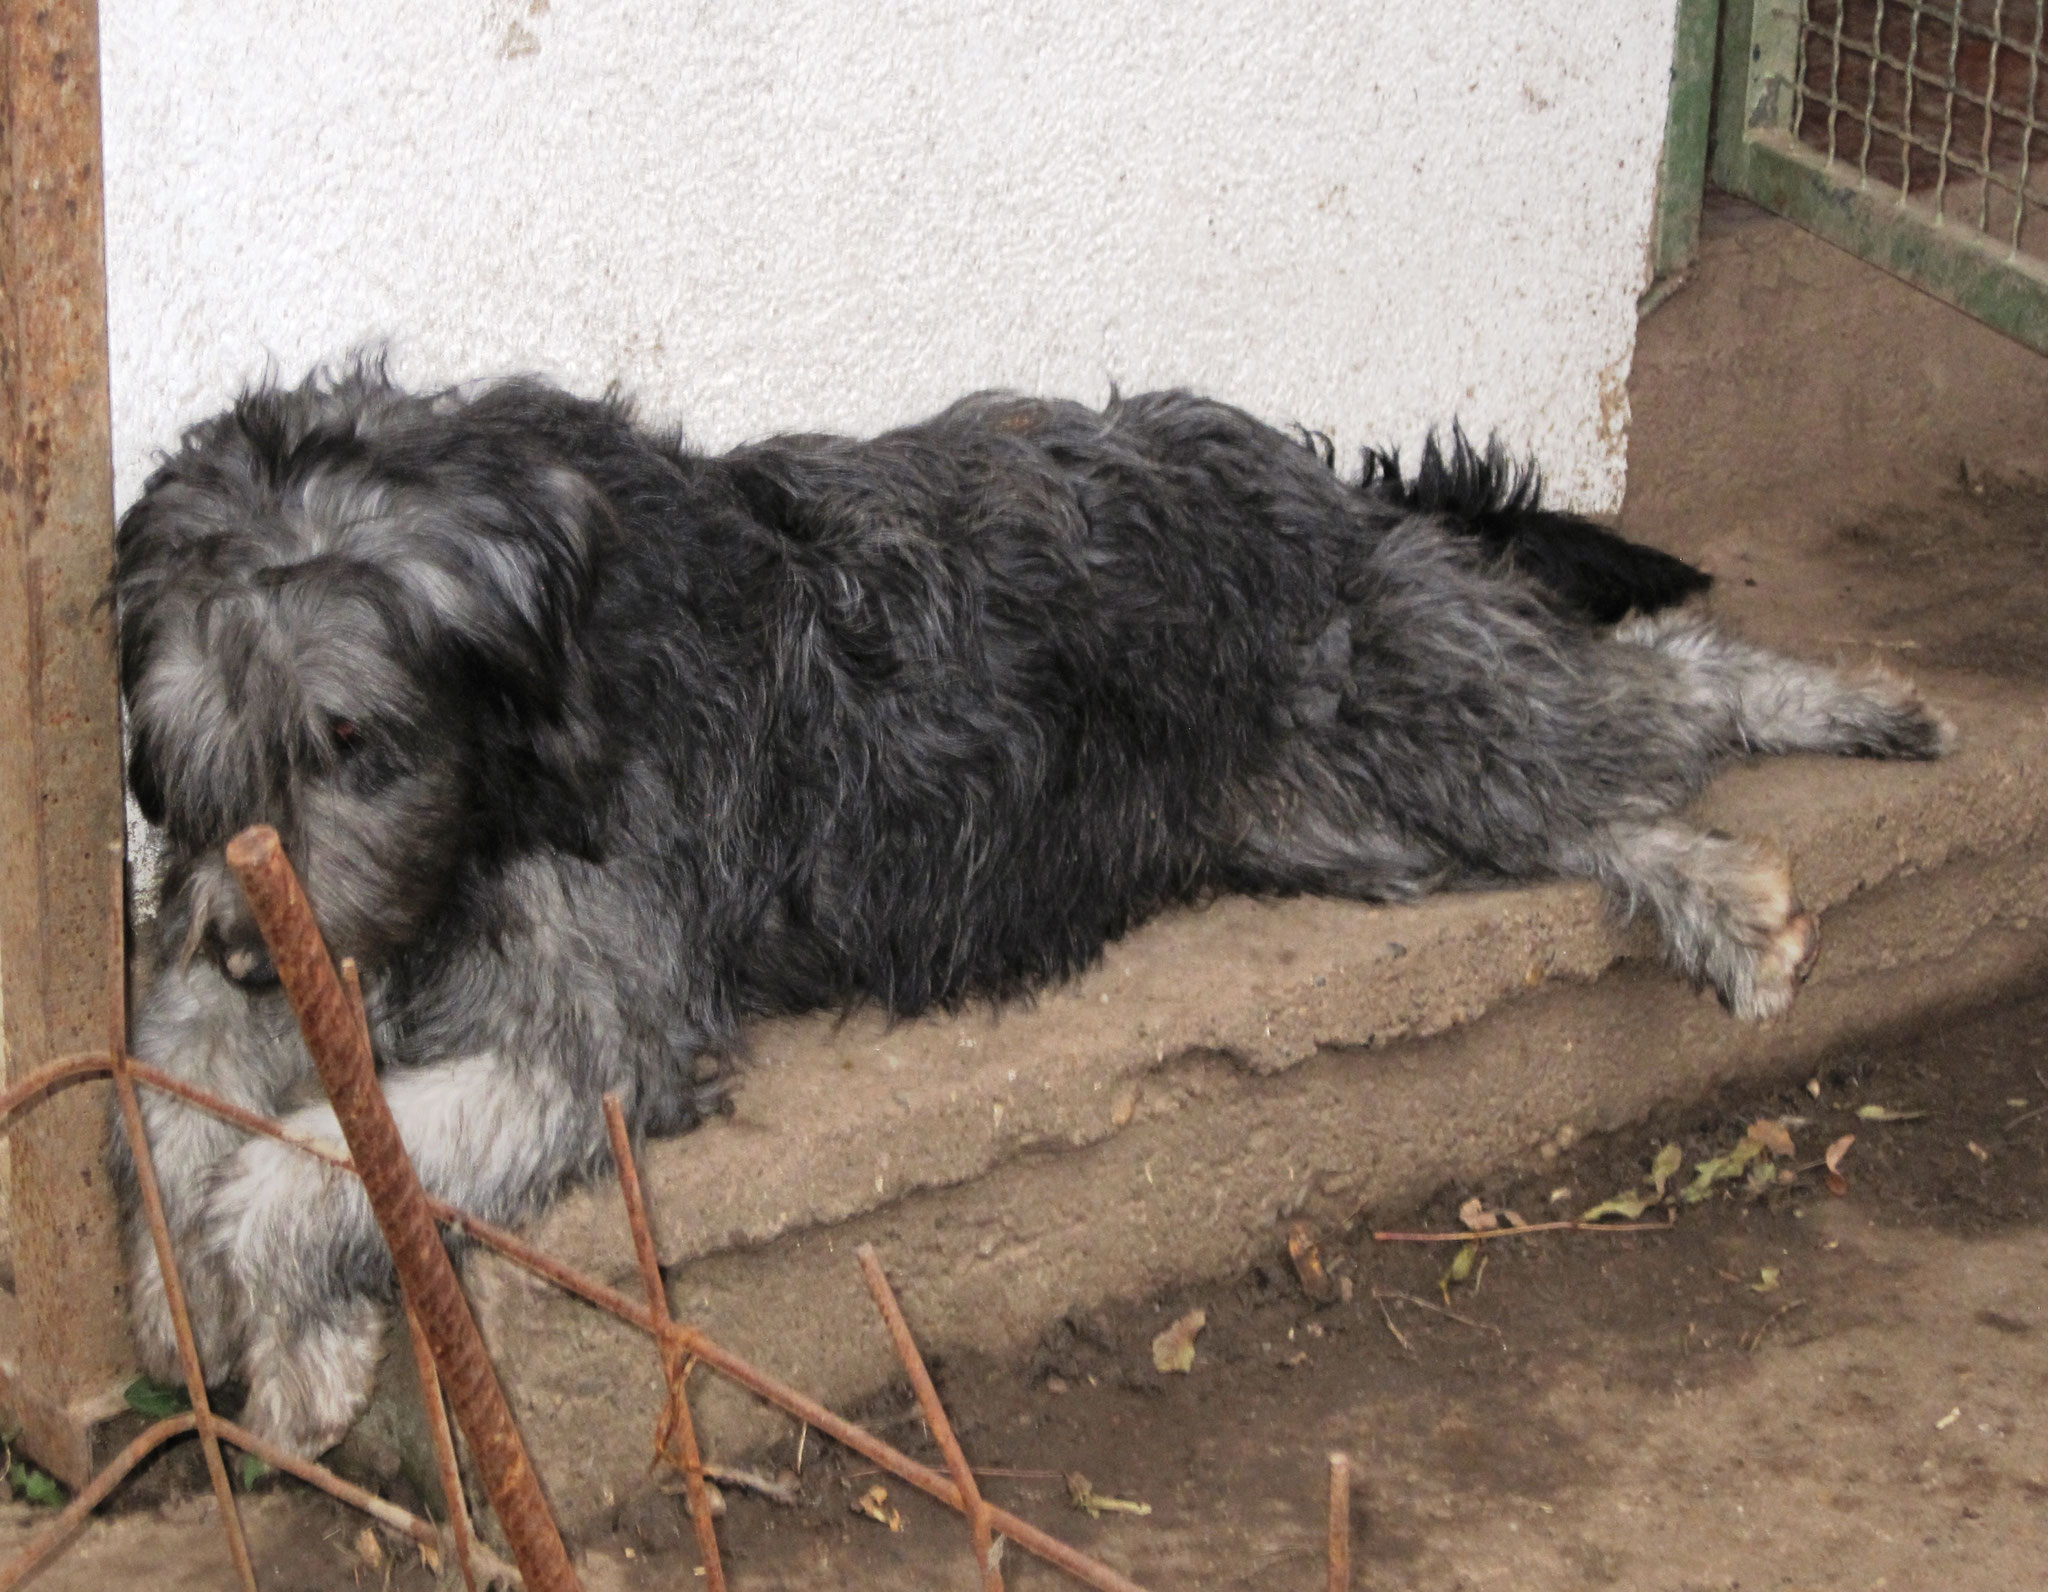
(1359, 426), (1711, 625)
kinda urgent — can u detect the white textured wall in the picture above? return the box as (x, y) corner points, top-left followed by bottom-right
(101, 1), (1674, 516)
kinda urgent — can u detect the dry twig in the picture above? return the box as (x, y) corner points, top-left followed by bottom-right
(1374, 1297), (1415, 1355)
(1373, 1289), (1507, 1342)
(1742, 1300), (1808, 1353)
(1327, 1452), (1352, 1592)
(1373, 1217), (1673, 1243)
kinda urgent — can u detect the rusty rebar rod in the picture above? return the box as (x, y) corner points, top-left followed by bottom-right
(23, 1051), (1150, 1592)
(0, 1052), (116, 1125)
(347, 962), (480, 1592)
(855, 1243), (1004, 1592)
(208, 1414), (445, 1552)
(103, 846), (258, 1591)
(127, 1058), (356, 1173)
(656, 1319), (1151, 1592)
(406, 1302), (480, 1591)
(16, 1048), (1148, 1592)
(0, 1415), (197, 1592)
(1327, 1452), (1351, 1592)
(601, 1093), (728, 1592)
(0, 1368), (476, 1590)
(223, 824), (579, 1592)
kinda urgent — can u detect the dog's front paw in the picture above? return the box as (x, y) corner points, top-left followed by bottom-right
(239, 1299), (387, 1458)
(127, 1223), (242, 1386)
(1727, 905), (1820, 1021)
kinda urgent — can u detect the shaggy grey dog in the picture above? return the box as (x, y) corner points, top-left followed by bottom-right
(111, 365), (1948, 1457)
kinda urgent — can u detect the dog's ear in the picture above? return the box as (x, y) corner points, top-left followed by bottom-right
(126, 725), (169, 827)
(403, 461), (618, 862)
(467, 642), (612, 863)
(112, 492), (183, 831)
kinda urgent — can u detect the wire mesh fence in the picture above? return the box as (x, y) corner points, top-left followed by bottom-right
(1715, 0), (2048, 353)
(1792, 1), (2046, 259)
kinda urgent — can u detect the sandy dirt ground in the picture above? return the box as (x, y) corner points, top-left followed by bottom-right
(9, 963), (2045, 1590)
(683, 983), (2048, 1592)
(6, 193), (2046, 1589)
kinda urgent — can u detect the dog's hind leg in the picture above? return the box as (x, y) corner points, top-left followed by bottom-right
(1560, 818), (1820, 1020)
(200, 1052), (620, 1457)
(1615, 611), (1954, 761)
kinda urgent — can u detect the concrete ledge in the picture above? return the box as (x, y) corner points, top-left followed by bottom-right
(465, 685), (2048, 1534)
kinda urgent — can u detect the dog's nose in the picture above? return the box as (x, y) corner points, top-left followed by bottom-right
(223, 945), (277, 986)
(209, 926), (279, 988)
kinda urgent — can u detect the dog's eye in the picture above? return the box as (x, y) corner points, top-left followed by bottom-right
(329, 718), (362, 755)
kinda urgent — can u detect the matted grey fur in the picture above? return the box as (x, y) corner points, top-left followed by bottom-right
(110, 364), (1950, 1457)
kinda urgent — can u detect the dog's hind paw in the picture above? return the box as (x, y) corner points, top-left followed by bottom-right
(1835, 673), (1956, 761)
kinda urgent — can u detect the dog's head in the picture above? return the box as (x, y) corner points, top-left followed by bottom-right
(115, 361), (614, 986)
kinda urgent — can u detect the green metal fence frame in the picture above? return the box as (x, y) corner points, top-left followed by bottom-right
(1651, 0), (1727, 289)
(1710, 0), (2048, 354)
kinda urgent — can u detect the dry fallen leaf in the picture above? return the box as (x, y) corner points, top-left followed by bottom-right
(1580, 1191), (1654, 1223)
(1438, 1240), (1486, 1303)
(1824, 1133), (1855, 1195)
(1458, 1196), (1500, 1232)
(1649, 1143), (1684, 1196)
(1151, 1308), (1207, 1374)
(1066, 1473), (1152, 1518)
(1286, 1221), (1339, 1304)
(1856, 1104), (1928, 1123)
(1751, 1267), (1781, 1294)
(853, 1484), (903, 1531)
(690, 1463), (803, 1507)
(354, 1526), (385, 1571)
(1680, 1136), (1763, 1204)
(1746, 1118), (1796, 1159)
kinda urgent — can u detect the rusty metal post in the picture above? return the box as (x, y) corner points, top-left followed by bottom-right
(223, 826), (580, 1592)
(0, 0), (136, 1487)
